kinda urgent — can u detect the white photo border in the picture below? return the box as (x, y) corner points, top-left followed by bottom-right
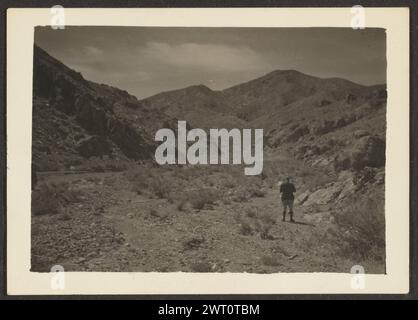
(6, 7), (410, 295)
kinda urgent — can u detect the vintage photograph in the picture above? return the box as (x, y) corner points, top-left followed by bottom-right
(30, 26), (387, 274)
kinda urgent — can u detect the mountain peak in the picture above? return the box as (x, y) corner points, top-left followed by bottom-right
(263, 69), (317, 80)
(184, 84), (213, 93)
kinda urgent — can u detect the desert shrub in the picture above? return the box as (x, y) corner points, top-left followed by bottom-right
(191, 193), (214, 210)
(261, 255), (281, 266)
(149, 208), (169, 220)
(222, 177), (236, 189)
(32, 184), (61, 215)
(190, 261), (212, 272)
(149, 177), (172, 199)
(179, 188), (220, 210)
(34, 153), (63, 171)
(248, 187), (266, 198)
(254, 216), (274, 240)
(131, 180), (147, 194)
(78, 158), (130, 172)
(177, 199), (191, 212)
(129, 168), (177, 198)
(246, 207), (258, 218)
(334, 197), (385, 261)
(238, 220), (253, 236)
(259, 212), (276, 225)
(183, 237), (206, 251)
(32, 181), (83, 215)
(243, 177), (264, 196)
(78, 157), (106, 172)
(129, 168), (152, 194)
(232, 188), (251, 202)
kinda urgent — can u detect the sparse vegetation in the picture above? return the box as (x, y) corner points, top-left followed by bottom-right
(150, 177), (172, 199)
(238, 220), (253, 236)
(32, 181), (83, 215)
(78, 158), (130, 172)
(261, 254), (281, 266)
(333, 197), (385, 261)
(103, 175), (117, 186)
(190, 261), (212, 272)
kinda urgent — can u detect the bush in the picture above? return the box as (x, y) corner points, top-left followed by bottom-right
(190, 261), (212, 272)
(150, 177), (172, 199)
(190, 189), (219, 210)
(34, 153), (63, 171)
(238, 221), (253, 236)
(253, 213), (275, 239)
(178, 188), (220, 211)
(246, 207), (257, 218)
(32, 181), (83, 215)
(32, 184), (62, 215)
(177, 199), (191, 212)
(129, 168), (152, 194)
(334, 197), (385, 261)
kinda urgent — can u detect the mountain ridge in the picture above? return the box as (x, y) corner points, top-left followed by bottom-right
(33, 44), (386, 176)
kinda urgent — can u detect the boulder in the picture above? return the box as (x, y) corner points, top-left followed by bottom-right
(303, 183), (342, 206)
(375, 170), (385, 185)
(296, 189), (310, 204)
(334, 136), (385, 172)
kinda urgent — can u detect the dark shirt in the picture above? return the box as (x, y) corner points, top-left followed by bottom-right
(280, 182), (296, 200)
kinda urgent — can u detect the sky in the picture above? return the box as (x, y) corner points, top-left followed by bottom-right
(35, 27), (386, 99)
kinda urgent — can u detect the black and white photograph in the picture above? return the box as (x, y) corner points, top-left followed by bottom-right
(30, 26), (387, 274)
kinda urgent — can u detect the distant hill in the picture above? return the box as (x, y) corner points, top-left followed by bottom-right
(139, 84), (247, 130)
(221, 69), (384, 123)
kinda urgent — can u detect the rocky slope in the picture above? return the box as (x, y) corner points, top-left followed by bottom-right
(139, 84), (247, 130)
(139, 67), (386, 173)
(32, 45), (178, 170)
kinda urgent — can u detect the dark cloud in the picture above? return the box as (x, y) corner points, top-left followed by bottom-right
(35, 26), (386, 99)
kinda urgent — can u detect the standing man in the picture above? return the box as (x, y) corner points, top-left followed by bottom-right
(280, 177), (296, 222)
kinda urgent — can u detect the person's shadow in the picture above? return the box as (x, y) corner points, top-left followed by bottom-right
(286, 220), (316, 227)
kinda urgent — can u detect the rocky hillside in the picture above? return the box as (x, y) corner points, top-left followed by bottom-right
(139, 84), (247, 130)
(227, 70), (387, 168)
(139, 68), (386, 173)
(32, 45), (178, 171)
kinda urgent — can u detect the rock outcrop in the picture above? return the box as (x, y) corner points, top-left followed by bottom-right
(32, 45), (167, 169)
